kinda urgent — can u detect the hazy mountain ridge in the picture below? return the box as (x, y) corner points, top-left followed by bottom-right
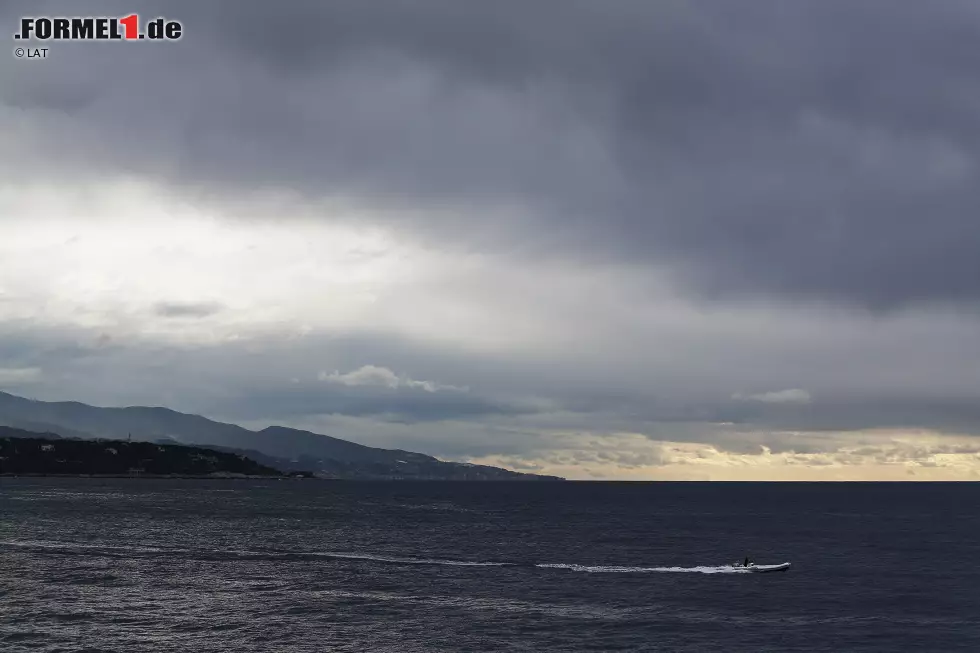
(0, 392), (562, 481)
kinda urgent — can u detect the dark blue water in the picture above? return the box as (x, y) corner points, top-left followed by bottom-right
(2, 480), (979, 651)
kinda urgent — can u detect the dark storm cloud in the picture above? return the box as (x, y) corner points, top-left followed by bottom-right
(4, 0), (980, 309)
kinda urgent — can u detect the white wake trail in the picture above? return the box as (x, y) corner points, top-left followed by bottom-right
(536, 563), (748, 574)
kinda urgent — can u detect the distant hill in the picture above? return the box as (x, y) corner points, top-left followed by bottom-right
(0, 392), (562, 481)
(0, 426), (285, 477)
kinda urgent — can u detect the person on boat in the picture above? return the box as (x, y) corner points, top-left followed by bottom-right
(743, 556), (752, 567)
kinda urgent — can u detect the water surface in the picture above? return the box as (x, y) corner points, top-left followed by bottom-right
(2, 479), (978, 651)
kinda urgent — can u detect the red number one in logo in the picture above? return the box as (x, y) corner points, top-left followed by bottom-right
(120, 14), (138, 39)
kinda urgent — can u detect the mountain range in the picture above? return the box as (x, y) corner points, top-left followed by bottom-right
(0, 391), (561, 481)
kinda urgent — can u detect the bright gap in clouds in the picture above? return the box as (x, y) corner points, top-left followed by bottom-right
(465, 430), (980, 481)
(0, 179), (648, 354)
(0, 180), (413, 341)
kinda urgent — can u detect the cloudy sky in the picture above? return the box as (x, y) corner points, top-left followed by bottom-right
(3, 0), (980, 480)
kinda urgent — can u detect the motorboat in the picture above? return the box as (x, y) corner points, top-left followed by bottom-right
(732, 561), (791, 573)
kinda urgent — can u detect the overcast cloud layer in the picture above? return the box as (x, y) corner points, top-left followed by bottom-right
(2, 1), (980, 479)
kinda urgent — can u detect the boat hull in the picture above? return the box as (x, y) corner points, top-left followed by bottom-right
(744, 562), (790, 573)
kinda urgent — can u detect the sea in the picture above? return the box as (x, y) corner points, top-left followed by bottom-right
(2, 479), (978, 652)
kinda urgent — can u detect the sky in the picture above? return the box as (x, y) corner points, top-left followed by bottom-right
(2, 0), (980, 480)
